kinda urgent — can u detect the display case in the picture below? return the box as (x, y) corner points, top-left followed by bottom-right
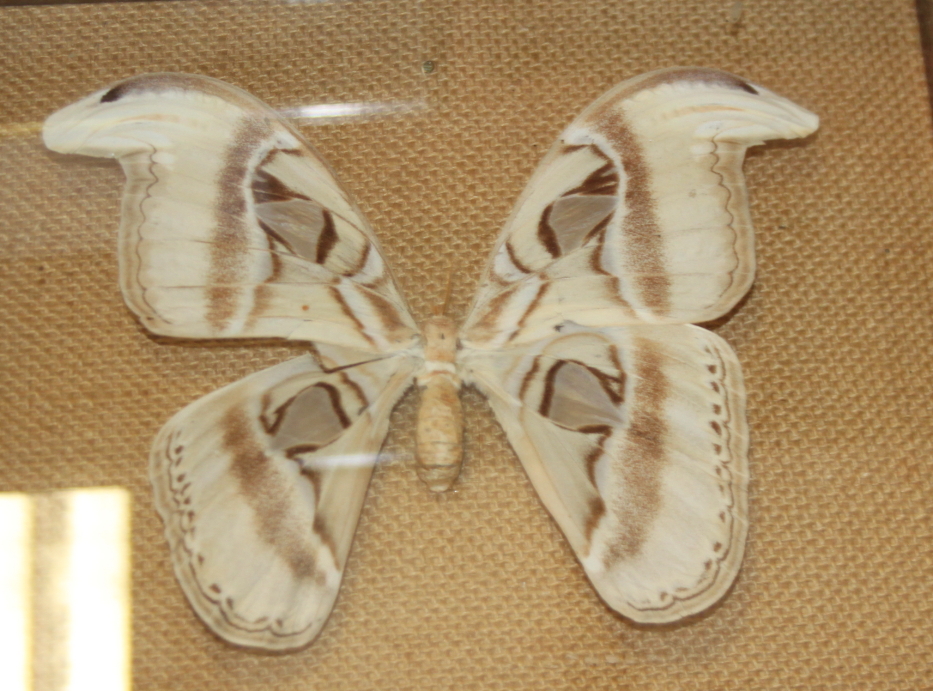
(1, 1), (930, 689)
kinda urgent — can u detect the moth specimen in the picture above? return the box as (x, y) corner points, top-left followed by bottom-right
(43, 68), (817, 650)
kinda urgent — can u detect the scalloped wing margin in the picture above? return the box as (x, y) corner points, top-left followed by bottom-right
(150, 350), (418, 650)
(463, 323), (748, 622)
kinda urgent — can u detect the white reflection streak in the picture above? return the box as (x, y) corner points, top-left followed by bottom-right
(304, 453), (391, 470)
(0, 494), (32, 691)
(278, 99), (426, 125)
(63, 489), (130, 691)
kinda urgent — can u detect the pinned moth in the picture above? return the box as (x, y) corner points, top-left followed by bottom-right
(43, 69), (817, 650)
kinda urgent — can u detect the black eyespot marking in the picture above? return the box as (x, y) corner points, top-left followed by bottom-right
(100, 84), (127, 103)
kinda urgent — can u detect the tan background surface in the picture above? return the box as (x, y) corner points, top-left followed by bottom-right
(2, 0), (932, 689)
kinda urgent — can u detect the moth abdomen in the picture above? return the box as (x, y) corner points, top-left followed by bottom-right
(415, 371), (463, 492)
(416, 316), (464, 492)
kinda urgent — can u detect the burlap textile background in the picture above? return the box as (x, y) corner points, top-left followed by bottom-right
(2, 1), (932, 689)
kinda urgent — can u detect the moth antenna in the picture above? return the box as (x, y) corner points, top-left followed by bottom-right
(433, 273), (455, 317)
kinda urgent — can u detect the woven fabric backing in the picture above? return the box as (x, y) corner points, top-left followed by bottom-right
(2, 1), (932, 689)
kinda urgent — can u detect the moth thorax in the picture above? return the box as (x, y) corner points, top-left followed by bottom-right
(415, 315), (463, 492)
(421, 315), (458, 363)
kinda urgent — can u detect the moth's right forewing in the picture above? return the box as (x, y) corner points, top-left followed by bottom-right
(150, 351), (418, 650)
(462, 68), (818, 347)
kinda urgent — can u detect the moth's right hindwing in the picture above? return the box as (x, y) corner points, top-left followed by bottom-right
(465, 324), (748, 623)
(150, 352), (418, 650)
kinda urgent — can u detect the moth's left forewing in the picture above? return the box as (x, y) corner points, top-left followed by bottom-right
(464, 324), (747, 622)
(43, 74), (418, 353)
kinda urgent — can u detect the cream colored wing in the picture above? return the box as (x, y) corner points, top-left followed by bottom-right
(151, 348), (418, 650)
(43, 74), (418, 353)
(462, 324), (747, 622)
(461, 67), (818, 348)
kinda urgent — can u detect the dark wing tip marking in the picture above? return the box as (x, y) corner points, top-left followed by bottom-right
(100, 84), (126, 103)
(632, 67), (760, 97)
(98, 75), (195, 104)
(96, 73), (270, 112)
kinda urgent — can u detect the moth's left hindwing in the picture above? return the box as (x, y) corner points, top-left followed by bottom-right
(151, 351), (417, 650)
